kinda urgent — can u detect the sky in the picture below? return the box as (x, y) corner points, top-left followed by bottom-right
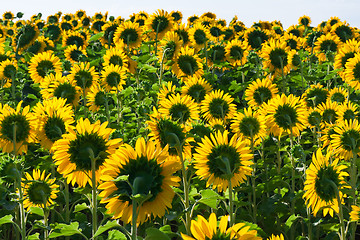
(2, 0), (360, 29)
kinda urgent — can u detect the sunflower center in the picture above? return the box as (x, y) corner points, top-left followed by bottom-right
(74, 70), (93, 89)
(27, 41), (42, 54)
(331, 92), (345, 103)
(274, 104), (298, 129)
(53, 83), (77, 105)
(120, 28), (139, 44)
(27, 181), (52, 205)
(322, 109), (338, 124)
(335, 25), (353, 42)
(61, 22), (73, 31)
(151, 16), (169, 33)
(209, 45), (226, 62)
(68, 133), (108, 171)
(208, 98), (229, 119)
(104, 25), (118, 44)
(307, 111), (322, 127)
(340, 129), (360, 151)
(315, 166), (340, 202)
(169, 103), (191, 122)
(343, 110), (356, 121)
(44, 116), (66, 142)
(352, 62), (360, 80)
(253, 87), (273, 105)
(45, 25), (61, 41)
(16, 24), (38, 49)
(320, 40), (337, 52)
(229, 46), (244, 60)
(3, 65), (17, 79)
(175, 29), (189, 45)
(92, 20), (105, 32)
(94, 91), (106, 106)
(209, 26), (222, 38)
(1, 114), (30, 142)
(341, 52), (355, 68)
(70, 49), (83, 62)
(157, 119), (185, 156)
(36, 60), (55, 78)
(109, 55), (123, 67)
(305, 88), (328, 108)
(106, 72), (121, 88)
(207, 144), (241, 179)
(287, 39), (298, 50)
(113, 156), (164, 203)
(238, 116), (261, 138)
(193, 29), (207, 45)
(187, 84), (207, 103)
(163, 41), (176, 59)
(269, 48), (288, 69)
(177, 55), (199, 76)
(247, 30), (268, 49)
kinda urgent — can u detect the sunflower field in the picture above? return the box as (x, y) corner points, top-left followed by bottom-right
(0, 8), (360, 240)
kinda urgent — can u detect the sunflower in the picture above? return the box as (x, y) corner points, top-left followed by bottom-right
(208, 22), (226, 42)
(75, 10), (86, 20)
(43, 24), (62, 42)
(91, 19), (106, 33)
(244, 28), (270, 50)
(287, 25), (305, 37)
(245, 77), (279, 109)
(158, 93), (199, 124)
(331, 22), (357, 43)
(145, 9), (173, 39)
(21, 169), (59, 210)
(68, 62), (99, 92)
(100, 21), (120, 47)
(320, 125), (336, 149)
(267, 234), (285, 240)
(225, 39), (249, 67)
(313, 33), (342, 62)
(303, 149), (349, 217)
(349, 205), (360, 222)
(103, 45), (129, 69)
(25, 35), (48, 54)
(0, 59), (17, 88)
(62, 30), (88, 49)
(64, 45), (87, 63)
(172, 46), (204, 80)
(40, 73), (81, 107)
(98, 137), (180, 224)
(170, 10), (182, 23)
(0, 101), (37, 154)
(207, 44), (226, 67)
(193, 130), (253, 192)
(302, 83), (329, 108)
(344, 53), (360, 90)
(317, 100), (340, 128)
(60, 20), (73, 32)
(208, 118), (226, 133)
(337, 101), (358, 123)
(330, 119), (360, 160)
(86, 82), (107, 112)
(173, 24), (190, 46)
(157, 81), (178, 102)
(200, 89), (237, 123)
(181, 213), (261, 240)
(181, 75), (212, 103)
(264, 94), (307, 137)
(299, 15), (311, 27)
(158, 31), (183, 63)
(100, 64), (126, 93)
(281, 32), (305, 51)
(260, 38), (294, 77)
(146, 107), (192, 159)
(230, 107), (267, 146)
(28, 51), (62, 84)
(33, 97), (75, 151)
(328, 87), (348, 104)
(334, 39), (360, 79)
(3, 11), (14, 21)
(12, 22), (39, 52)
(80, 16), (92, 29)
(113, 21), (143, 49)
(47, 15), (59, 24)
(305, 108), (322, 129)
(187, 15), (199, 27)
(188, 23), (210, 50)
(52, 118), (122, 187)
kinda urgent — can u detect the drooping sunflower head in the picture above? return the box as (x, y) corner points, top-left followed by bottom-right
(43, 24), (62, 42)
(102, 45), (129, 69)
(303, 149), (349, 217)
(64, 45), (87, 63)
(113, 20), (143, 49)
(21, 169), (59, 210)
(331, 22), (356, 43)
(318, 100), (340, 129)
(181, 212), (261, 240)
(349, 205), (360, 222)
(173, 23), (190, 46)
(62, 30), (88, 49)
(0, 101), (37, 154)
(69, 62), (99, 91)
(33, 97), (75, 151)
(188, 23), (210, 50)
(298, 15), (311, 27)
(193, 130), (253, 192)
(313, 33), (342, 62)
(52, 118), (122, 187)
(305, 108), (322, 129)
(181, 75), (213, 103)
(86, 82), (108, 113)
(100, 21), (120, 47)
(244, 28), (270, 50)
(200, 89), (237, 123)
(207, 44), (227, 67)
(328, 87), (348, 104)
(28, 51), (62, 84)
(225, 39), (249, 67)
(337, 101), (358, 123)
(0, 59), (17, 85)
(100, 64), (127, 93)
(170, 10), (183, 23)
(99, 137), (180, 224)
(344, 53), (360, 91)
(12, 22), (39, 52)
(145, 9), (173, 39)
(172, 46), (204, 80)
(245, 77), (279, 109)
(158, 31), (183, 62)
(302, 83), (329, 108)
(331, 119), (360, 160)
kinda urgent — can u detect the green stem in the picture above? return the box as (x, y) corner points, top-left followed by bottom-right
(16, 176), (26, 240)
(104, 95), (111, 123)
(131, 199), (138, 240)
(307, 207), (313, 240)
(349, 151), (358, 240)
(178, 145), (191, 235)
(43, 206), (49, 240)
(82, 87), (87, 118)
(90, 153), (98, 240)
(228, 177), (234, 227)
(64, 182), (70, 224)
(250, 136), (257, 224)
(277, 136), (282, 195)
(204, 40), (209, 73)
(289, 129), (296, 240)
(329, 180), (346, 240)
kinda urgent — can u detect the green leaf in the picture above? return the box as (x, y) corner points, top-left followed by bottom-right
(159, 225), (178, 238)
(107, 230), (127, 240)
(0, 215), (13, 226)
(49, 222), (83, 238)
(74, 203), (89, 213)
(285, 214), (299, 232)
(112, 175), (129, 183)
(145, 228), (170, 240)
(199, 189), (221, 209)
(27, 233), (40, 240)
(89, 32), (104, 42)
(93, 220), (121, 238)
(29, 207), (44, 217)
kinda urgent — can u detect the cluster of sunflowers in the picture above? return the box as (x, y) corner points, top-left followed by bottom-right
(1, 8), (360, 240)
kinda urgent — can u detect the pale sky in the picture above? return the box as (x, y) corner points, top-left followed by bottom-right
(2, 0), (359, 29)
